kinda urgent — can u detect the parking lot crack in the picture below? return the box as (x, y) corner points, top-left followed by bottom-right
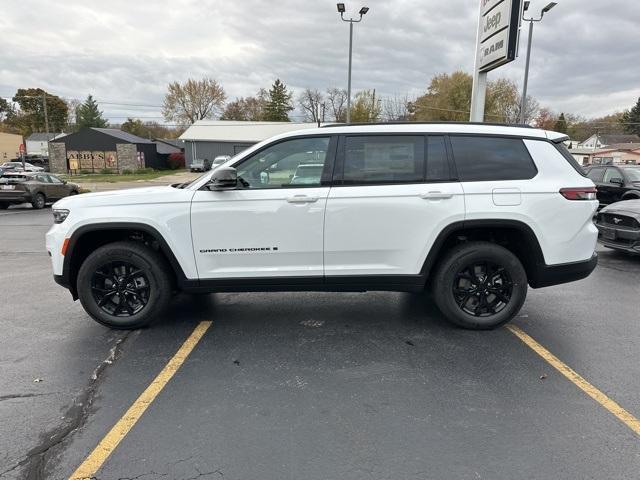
(0, 392), (60, 402)
(1, 330), (136, 480)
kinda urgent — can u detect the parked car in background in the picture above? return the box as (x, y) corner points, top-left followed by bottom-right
(0, 161), (45, 173)
(595, 199), (640, 254)
(0, 172), (80, 209)
(584, 165), (640, 205)
(212, 155), (231, 169)
(190, 158), (211, 172)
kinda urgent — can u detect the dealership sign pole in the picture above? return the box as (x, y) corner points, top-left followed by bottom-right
(470, 0), (523, 122)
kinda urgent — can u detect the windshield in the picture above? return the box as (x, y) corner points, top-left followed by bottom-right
(622, 167), (640, 182)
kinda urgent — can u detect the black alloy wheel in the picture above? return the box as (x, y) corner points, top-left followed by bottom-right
(91, 261), (150, 317)
(453, 262), (513, 317)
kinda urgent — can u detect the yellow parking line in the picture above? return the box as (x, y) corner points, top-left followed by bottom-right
(69, 321), (213, 480)
(507, 324), (640, 436)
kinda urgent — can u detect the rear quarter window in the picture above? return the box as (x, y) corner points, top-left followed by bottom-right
(449, 136), (537, 182)
(554, 142), (587, 177)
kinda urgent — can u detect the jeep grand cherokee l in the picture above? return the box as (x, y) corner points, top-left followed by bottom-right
(46, 123), (598, 330)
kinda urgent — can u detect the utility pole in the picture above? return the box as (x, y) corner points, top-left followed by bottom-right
(42, 92), (50, 135)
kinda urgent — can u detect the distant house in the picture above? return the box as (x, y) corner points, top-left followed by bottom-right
(571, 143), (640, 166)
(179, 120), (318, 167)
(0, 132), (23, 162)
(25, 132), (65, 156)
(49, 128), (158, 174)
(577, 133), (640, 150)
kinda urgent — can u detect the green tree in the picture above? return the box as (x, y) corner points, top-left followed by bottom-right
(554, 113), (568, 133)
(621, 97), (640, 136)
(76, 95), (108, 128)
(162, 78), (226, 125)
(11, 88), (68, 135)
(350, 90), (382, 123)
(263, 79), (293, 122)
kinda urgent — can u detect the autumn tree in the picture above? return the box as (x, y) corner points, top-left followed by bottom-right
(382, 94), (412, 121)
(326, 88), (348, 122)
(11, 88), (69, 135)
(263, 79), (294, 122)
(76, 95), (108, 129)
(533, 107), (558, 130)
(221, 92), (267, 121)
(298, 88), (325, 123)
(120, 118), (179, 139)
(350, 90), (382, 123)
(162, 78), (226, 125)
(621, 97), (640, 136)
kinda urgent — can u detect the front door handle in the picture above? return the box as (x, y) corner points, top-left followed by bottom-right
(420, 191), (454, 200)
(287, 195), (318, 203)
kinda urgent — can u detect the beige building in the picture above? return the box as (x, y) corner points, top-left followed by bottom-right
(0, 132), (23, 162)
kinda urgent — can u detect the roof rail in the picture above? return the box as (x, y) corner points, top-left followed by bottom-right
(320, 121), (534, 129)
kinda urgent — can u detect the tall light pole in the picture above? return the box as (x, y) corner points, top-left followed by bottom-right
(337, 3), (369, 123)
(520, 1), (557, 124)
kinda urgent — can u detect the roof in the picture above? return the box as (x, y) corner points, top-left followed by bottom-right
(26, 132), (64, 142)
(91, 128), (154, 144)
(153, 140), (182, 155)
(179, 120), (558, 143)
(179, 120), (320, 142)
(154, 138), (185, 149)
(584, 134), (640, 146)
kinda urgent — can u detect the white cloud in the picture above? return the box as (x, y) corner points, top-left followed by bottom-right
(0, 0), (637, 121)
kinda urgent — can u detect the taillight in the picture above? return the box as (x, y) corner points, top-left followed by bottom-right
(559, 187), (597, 201)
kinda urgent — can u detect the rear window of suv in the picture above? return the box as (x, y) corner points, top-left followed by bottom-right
(449, 136), (537, 182)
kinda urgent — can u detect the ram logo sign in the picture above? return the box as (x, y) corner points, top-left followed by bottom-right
(477, 0), (522, 73)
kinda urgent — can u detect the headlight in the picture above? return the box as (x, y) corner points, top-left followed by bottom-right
(53, 209), (70, 224)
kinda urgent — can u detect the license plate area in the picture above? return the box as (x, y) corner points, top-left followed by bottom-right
(0, 185), (15, 190)
(601, 227), (616, 240)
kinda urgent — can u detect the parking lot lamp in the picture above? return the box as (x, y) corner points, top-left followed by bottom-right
(337, 3), (369, 123)
(520, 1), (557, 124)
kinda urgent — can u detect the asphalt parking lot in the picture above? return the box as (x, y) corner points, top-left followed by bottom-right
(1, 205), (639, 480)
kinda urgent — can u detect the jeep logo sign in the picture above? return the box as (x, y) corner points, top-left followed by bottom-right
(477, 0), (522, 73)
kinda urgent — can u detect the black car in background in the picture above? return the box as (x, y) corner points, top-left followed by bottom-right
(596, 200), (640, 254)
(585, 165), (640, 205)
(0, 172), (80, 209)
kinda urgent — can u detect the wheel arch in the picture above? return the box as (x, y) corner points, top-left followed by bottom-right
(63, 222), (189, 299)
(421, 219), (546, 287)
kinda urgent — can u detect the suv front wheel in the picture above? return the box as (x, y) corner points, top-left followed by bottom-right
(77, 241), (172, 329)
(432, 242), (527, 330)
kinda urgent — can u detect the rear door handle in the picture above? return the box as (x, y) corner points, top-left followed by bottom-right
(287, 195), (318, 203)
(420, 191), (454, 200)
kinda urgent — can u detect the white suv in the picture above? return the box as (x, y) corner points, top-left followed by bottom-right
(46, 123), (598, 330)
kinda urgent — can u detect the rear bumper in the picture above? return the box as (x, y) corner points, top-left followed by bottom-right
(529, 253), (598, 289)
(0, 192), (31, 203)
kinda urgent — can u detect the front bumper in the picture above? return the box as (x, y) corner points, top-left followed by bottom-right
(596, 223), (640, 254)
(529, 253), (598, 288)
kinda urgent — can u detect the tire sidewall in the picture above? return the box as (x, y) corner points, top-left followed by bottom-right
(32, 193), (45, 209)
(434, 243), (527, 330)
(77, 244), (168, 329)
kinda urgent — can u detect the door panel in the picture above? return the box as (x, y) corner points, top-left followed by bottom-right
(191, 188), (328, 278)
(324, 183), (464, 276)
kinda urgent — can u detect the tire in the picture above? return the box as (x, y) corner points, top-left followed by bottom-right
(31, 192), (46, 209)
(69, 190), (78, 196)
(431, 241), (527, 330)
(0, 202), (9, 210)
(76, 241), (173, 329)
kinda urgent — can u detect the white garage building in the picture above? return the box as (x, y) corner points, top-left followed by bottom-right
(179, 120), (319, 167)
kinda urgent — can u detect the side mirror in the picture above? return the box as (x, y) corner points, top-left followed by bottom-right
(208, 166), (238, 191)
(610, 177), (623, 186)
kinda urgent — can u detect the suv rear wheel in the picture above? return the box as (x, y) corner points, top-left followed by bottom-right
(77, 241), (172, 329)
(432, 242), (527, 330)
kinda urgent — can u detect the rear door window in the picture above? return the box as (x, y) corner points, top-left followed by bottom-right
(586, 167), (605, 182)
(449, 136), (537, 182)
(343, 135), (425, 185)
